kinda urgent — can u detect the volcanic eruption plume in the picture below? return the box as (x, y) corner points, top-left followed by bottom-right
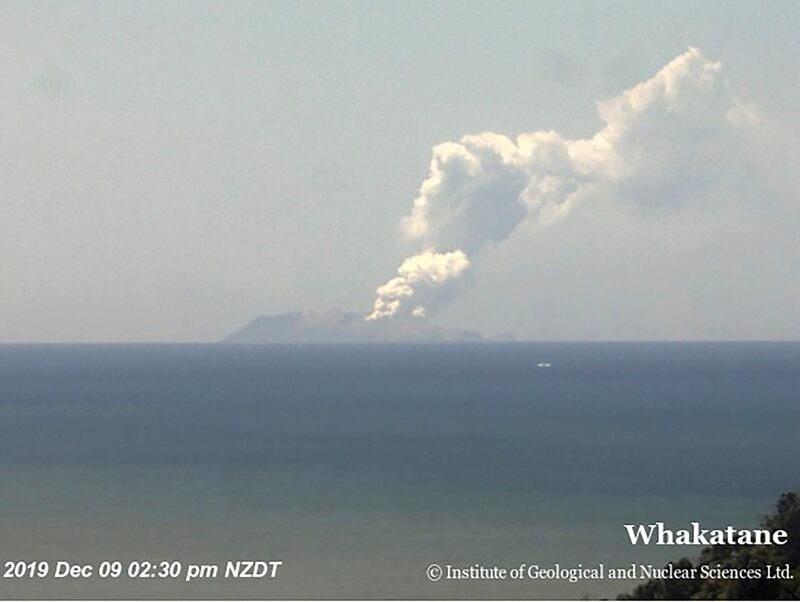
(366, 48), (760, 321)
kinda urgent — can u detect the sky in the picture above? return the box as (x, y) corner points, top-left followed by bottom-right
(1, 0), (799, 342)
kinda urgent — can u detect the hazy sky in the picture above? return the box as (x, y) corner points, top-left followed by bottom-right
(1, 1), (799, 342)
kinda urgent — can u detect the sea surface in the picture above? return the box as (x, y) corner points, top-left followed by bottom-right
(0, 342), (797, 599)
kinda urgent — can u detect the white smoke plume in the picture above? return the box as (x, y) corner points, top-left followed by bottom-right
(368, 250), (471, 320)
(367, 48), (759, 321)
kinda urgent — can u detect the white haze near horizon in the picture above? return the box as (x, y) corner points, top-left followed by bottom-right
(1, 1), (799, 342)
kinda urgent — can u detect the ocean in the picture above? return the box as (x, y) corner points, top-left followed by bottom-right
(0, 342), (797, 599)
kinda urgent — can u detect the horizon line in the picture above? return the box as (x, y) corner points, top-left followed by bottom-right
(1, 339), (800, 346)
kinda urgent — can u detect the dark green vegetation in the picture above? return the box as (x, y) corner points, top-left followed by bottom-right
(620, 490), (799, 599)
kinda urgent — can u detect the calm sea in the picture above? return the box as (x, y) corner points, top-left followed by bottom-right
(0, 342), (797, 599)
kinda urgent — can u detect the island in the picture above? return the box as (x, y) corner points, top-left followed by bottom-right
(222, 310), (512, 343)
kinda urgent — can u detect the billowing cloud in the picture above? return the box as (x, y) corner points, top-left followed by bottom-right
(367, 47), (760, 320)
(367, 250), (470, 320)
